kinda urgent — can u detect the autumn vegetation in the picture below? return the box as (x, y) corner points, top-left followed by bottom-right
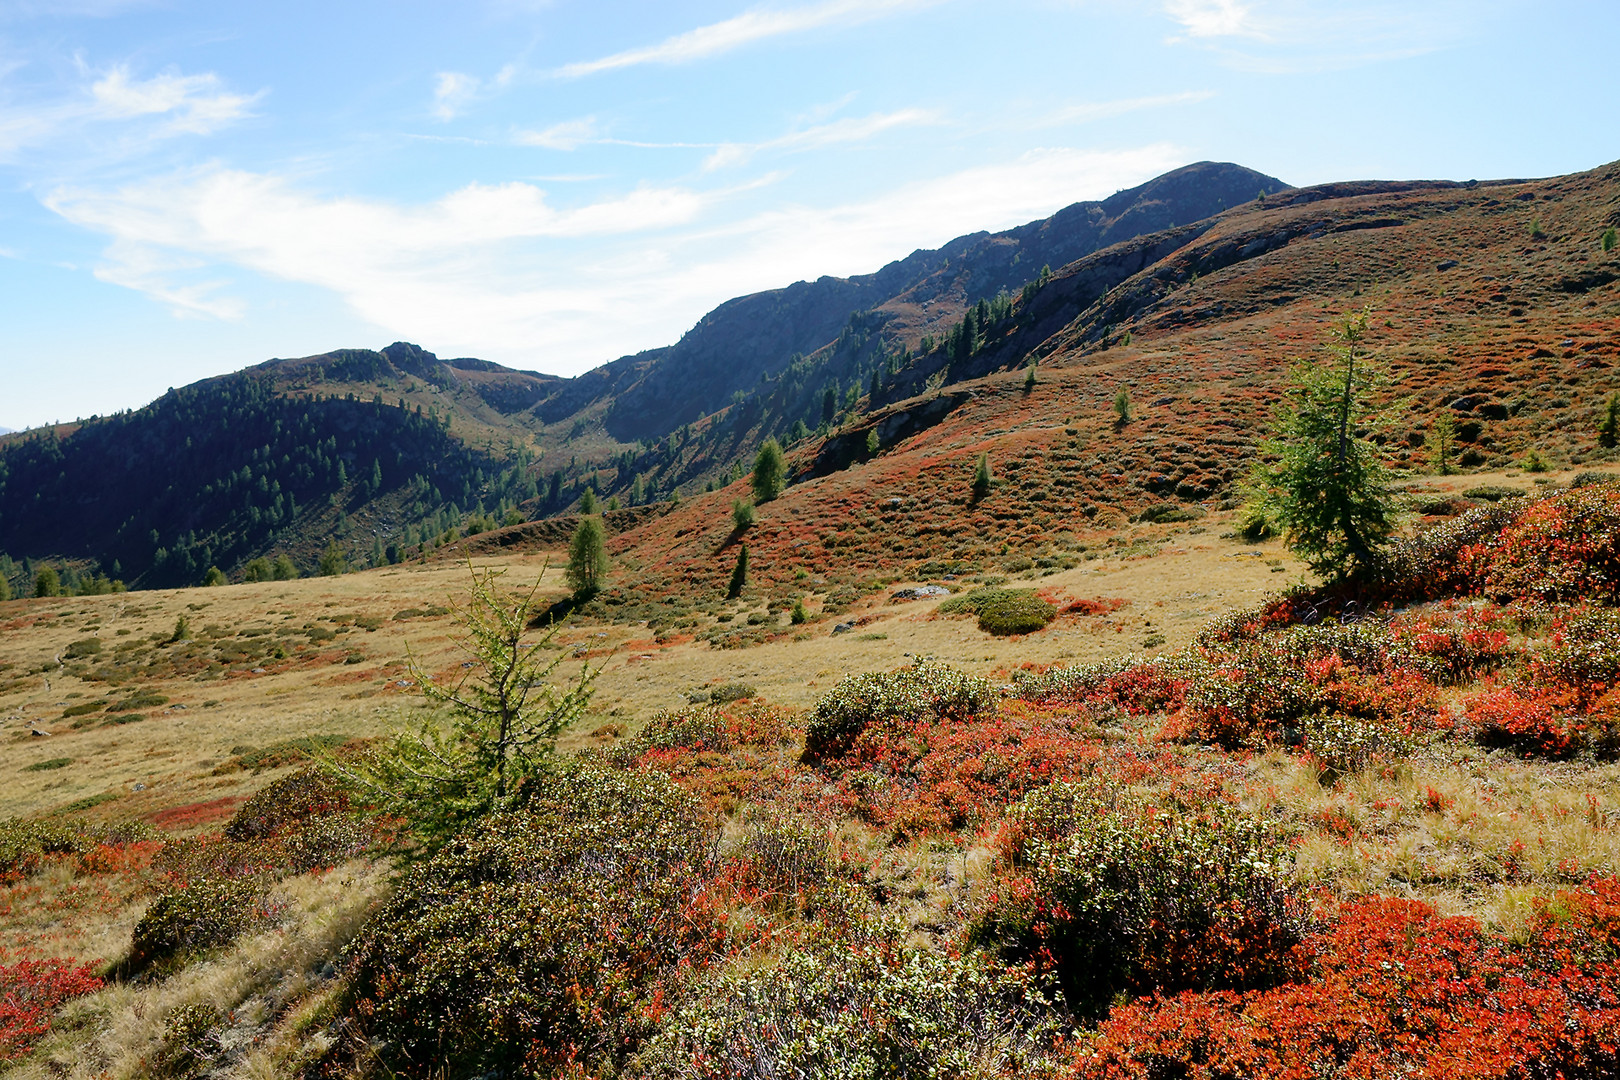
(1, 160), (1619, 1077)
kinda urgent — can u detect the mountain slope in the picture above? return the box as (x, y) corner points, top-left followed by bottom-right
(504, 159), (1620, 620)
(566, 161), (1288, 442)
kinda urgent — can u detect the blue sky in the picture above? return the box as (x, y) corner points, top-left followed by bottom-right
(1, 0), (1616, 430)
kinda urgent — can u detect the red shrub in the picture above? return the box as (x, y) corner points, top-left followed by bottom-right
(146, 797), (245, 832)
(1464, 683), (1610, 759)
(1470, 482), (1620, 605)
(0, 958), (103, 1061)
(1072, 878), (1620, 1080)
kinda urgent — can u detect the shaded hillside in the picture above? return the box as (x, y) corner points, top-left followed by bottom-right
(0, 371), (540, 589)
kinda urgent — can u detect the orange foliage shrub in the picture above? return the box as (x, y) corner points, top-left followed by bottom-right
(1072, 877), (1620, 1080)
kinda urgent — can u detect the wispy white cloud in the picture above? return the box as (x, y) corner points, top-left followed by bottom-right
(90, 66), (261, 133)
(44, 144), (1183, 373)
(1038, 90), (1215, 127)
(513, 115), (601, 150)
(431, 71), (480, 121)
(554, 0), (936, 78)
(702, 107), (938, 170)
(429, 62), (518, 120)
(0, 62), (259, 157)
(1164, 0), (1262, 38)
(1162, 0), (1473, 69)
(92, 239), (244, 319)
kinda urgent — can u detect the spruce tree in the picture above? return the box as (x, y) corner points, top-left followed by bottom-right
(1243, 307), (1399, 581)
(728, 543), (748, 599)
(1600, 392), (1620, 450)
(566, 517), (608, 598)
(972, 452), (993, 502)
(318, 542), (347, 577)
(752, 439), (786, 503)
(346, 565), (597, 846)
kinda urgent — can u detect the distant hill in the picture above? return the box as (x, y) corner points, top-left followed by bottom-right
(538, 161), (1289, 443)
(0, 161), (1291, 590)
(17, 158), (1620, 597)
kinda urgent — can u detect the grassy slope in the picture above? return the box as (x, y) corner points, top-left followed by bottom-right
(0, 160), (1617, 1076)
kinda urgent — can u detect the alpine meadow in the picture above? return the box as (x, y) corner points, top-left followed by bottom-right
(2, 3), (1620, 1077)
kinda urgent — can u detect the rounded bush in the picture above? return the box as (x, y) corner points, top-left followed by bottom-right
(631, 945), (1062, 1080)
(130, 879), (275, 969)
(803, 660), (995, 762)
(344, 762), (720, 1078)
(977, 592), (1057, 636)
(224, 767), (352, 841)
(969, 780), (1311, 1020)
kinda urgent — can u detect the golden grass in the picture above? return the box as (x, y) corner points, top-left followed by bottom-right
(1248, 747), (1620, 929)
(10, 861), (387, 1080)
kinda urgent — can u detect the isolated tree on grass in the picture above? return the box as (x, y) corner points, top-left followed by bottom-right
(566, 516), (608, 598)
(1242, 306), (1399, 582)
(1430, 410), (1458, 475)
(1113, 387), (1132, 427)
(578, 488), (598, 515)
(345, 563), (596, 846)
(33, 567), (59, 598)
(752, 438), (786, 502)
(318, 542), (347, 577)
(972, 452), (993, 502)
(732, 498), (755, 532)
(1601, 392), (1620, 450)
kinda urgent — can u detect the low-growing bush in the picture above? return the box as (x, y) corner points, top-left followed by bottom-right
(0, 958), (104, 1062)
(643, 706), (733, 753)
(1073, 878), (1620, 1080)
(1301, 711), (1419, 781)
(803, 660), (995, 762)
(969, 781), (1311, 1020)
(1014, 654), (1199, 715)
(1531, 608), (1620, 694)
(1470, 480), (1620, 604)
(631, 945), (1063, 1080)
(107, 690), (168, 713)
(977, 591), (1058, 636)
(130, 879), (278, 970)
(224, 767), (352, 841)
(343, 762), (722, 1078)
(154, 1002), (226, 1076)
(0, 819), (92, 881)
(1465, 683), (1620, 760)
(939, 587), (1057, 634)
(1172, 623), (1442, 748)
(731, 805), (835, 901)
(1387, 602), (1515, 684)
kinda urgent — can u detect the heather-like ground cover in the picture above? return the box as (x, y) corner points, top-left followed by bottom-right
(0, 478), (1616, 1078)
(1, 161), (1618, 1077)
